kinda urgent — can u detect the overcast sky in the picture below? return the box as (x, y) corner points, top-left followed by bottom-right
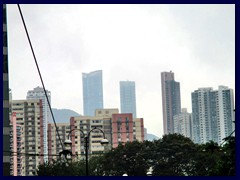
(7, 4), (235, 138)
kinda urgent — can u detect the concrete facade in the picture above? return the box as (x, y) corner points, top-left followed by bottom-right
(11, 99), (44, 176)
(161, 71), (181, 134)
(173, 108), (192, 139)
(191, 86), (235, 144)
(27, 86), (51, 162)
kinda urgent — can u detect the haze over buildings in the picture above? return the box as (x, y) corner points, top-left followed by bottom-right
(4, 4), (235, 176)
(8, 4), (235, 138)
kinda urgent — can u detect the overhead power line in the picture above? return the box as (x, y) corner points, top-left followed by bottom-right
(17, 4), (64, 152)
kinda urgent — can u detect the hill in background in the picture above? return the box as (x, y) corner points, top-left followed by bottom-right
(50, 108), (81, 123)
(146, 133), (159, 141)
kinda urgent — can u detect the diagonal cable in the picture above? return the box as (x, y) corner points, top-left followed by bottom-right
(17, 4), (64, 152)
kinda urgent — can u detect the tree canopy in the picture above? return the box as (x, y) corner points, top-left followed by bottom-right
(37, 133), (235, 176)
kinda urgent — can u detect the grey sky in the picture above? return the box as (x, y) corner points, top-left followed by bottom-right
(7, 4), (235, 138)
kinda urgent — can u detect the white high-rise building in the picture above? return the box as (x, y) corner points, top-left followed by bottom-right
(27, 86), (51, 162)
(191, 86), (234, 144)
(173, 108), (192, 139)
(214, 86), (235, 144)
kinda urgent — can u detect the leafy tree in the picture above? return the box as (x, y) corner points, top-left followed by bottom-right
(37, 159), (83, 176)
(101, 141), (149, 176)
(214, 136), (235, 176)
(37, 134), (235, 176)
(152, 133), (197, 176)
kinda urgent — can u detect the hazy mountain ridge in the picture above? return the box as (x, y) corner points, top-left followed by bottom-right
(50, 108), (81, 123)
(146, 133), (159, 141)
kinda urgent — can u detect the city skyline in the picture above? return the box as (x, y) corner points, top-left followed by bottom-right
(7, 4), (235, 138)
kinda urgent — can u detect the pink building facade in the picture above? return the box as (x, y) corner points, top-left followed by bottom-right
(112, 113), (134, 148)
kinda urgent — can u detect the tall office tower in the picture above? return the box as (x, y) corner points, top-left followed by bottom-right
(191, 86), (235, 144)
(120, 81), (137, 118)
(11, 99), (44, 176)
(27, 86), (51, 162)
(173, 108), (192, 139)
(3, 4), (11, 175)
(161, 71), (181, 134)
(48, 123), (70, 162)
(82, 70), (104, 116)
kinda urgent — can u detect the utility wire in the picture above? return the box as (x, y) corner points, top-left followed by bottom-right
(17, 4), (64, 152)
(4, 150), (60, 157)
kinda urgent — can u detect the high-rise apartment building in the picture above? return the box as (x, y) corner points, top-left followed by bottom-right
(120, 81), (137, 118)
(161, 71), (181, 134)
(192, 88), (213, 144)
(26, 86), (51, 162)
(191, 86), (234, 144)
(3, 4), (11, 175)
(112, 113), (134, 148)
(82, 70), (104, 116)
(48, 123), (70, 162)
(215, 86), (235, 144)
(173, 108), (192, 139)
(63, 109), (144, 158)
(69, 115), (112, 157)
(10, 113), (21, 176)
(11, 99), (44, 176)
(133, 118), (145, 142)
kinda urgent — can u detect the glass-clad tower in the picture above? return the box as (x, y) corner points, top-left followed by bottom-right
(82, 70), (104, 116)
(120, 81), (137, 118)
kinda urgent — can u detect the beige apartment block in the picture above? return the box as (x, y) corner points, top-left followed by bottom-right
(11, 99), (44, 176)
(48, 123), (70, 161)
(133, 118), (144, 142)
(70, 115), (112, 158)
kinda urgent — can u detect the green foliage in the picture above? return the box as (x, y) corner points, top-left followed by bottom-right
(37, 134), (235, 176)
(37, 159), (84, 176)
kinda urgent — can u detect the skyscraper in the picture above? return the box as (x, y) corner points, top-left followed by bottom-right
(82, 70), (103, 116)
(191, 88), (212, 144)
(26, 86), (51, 162)
(120, 81), (137, 118)
(191, 86), (235, 144)
(216, 86), (235, 144)
(161, 71), (181, 134)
